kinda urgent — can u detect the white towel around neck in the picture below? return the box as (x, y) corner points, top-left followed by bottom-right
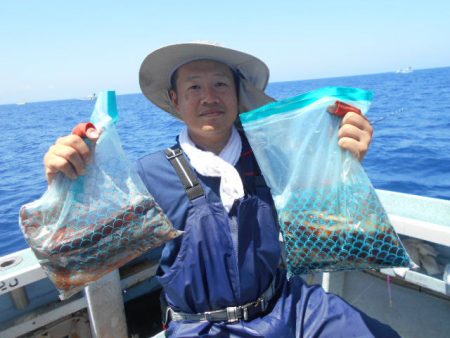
(179, 126), (244, 212)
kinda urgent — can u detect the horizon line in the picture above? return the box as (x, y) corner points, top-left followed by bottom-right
(1, 65), (449, 107)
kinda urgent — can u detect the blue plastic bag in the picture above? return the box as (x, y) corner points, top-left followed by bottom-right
(19, 91), (180, 299)
(241, 87), (410, 276)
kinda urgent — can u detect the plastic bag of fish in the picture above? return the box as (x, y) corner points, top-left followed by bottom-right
(19, 91), (180, 299)
(240, 87), (411, 276)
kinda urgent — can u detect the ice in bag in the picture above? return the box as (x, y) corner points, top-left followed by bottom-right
(240, 87), (410, 275)
(19, 91), (180, 299)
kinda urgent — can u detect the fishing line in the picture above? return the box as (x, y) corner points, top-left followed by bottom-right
(369, 108), (404, 125)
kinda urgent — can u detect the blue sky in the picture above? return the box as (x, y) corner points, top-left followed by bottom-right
(1, 0), (449, 104)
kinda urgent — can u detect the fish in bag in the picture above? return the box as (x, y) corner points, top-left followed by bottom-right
(19, 91), (180, 299)
(240, 87), (410, 276)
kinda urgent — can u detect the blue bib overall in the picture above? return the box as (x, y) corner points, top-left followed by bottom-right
(137, 137), (400, 338)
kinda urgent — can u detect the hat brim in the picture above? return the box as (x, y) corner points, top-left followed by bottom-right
(139, 43), (270, 118)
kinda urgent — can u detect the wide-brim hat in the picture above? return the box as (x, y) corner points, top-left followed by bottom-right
(139, 42), (275, 118)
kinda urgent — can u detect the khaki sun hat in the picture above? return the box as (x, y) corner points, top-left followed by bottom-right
(139, 42), (275, 119)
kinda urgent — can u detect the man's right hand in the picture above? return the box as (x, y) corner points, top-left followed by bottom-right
(44, 125), (100, 183)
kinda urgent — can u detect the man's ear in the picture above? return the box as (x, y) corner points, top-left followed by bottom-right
(169, 89), (178, 108)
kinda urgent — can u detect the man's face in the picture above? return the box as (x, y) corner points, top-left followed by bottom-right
(170, 60), (239, 141)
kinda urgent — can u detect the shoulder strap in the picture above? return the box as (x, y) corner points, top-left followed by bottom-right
(239, 143), (268, 190)
(164, 147), (205, 201)
(253, 174), (267, 188)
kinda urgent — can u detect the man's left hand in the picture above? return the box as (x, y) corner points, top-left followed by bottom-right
(337, 112), (373, 161)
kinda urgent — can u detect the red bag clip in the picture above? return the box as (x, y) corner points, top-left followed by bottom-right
(330, 100), (362, 117)
(72, 122), (96, 138)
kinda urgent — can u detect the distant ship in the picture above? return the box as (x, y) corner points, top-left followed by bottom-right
(78, 93), (97, 101)
(396, 66), (413, 74)
(16, 100), (27, 105)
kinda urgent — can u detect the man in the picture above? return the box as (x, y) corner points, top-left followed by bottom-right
(44, 42), (398, 337)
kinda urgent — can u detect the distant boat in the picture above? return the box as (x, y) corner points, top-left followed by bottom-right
(396, 66), (413, 74)
(16, 100), (27, 105)
(78, 93), (97, 101)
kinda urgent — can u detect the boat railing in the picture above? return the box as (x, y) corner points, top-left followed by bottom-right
(1, 189), (449, 338)
(0, 247), (161, 338)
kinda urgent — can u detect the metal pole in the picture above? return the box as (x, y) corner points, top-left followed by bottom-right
(10, 287), (29, 309)
(322, 271), (345, 296)
(85, 270), (128, 338)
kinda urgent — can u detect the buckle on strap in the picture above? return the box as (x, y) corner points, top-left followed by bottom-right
(165, 147), (183, 160)
(255, 296), (267, 312)
(204, 311), (213, 322)
(226, 306), (247, 322)
(226, 307), (238, 322)
(165, 146), (206, 201)
(204, 307), (240, 322)
(168, 279), (278, 323)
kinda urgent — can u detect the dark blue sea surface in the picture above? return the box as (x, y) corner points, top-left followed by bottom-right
(1, 67), (449, 256)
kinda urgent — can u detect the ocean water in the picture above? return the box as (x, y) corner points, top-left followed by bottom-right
(1, 67), (449, 256)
